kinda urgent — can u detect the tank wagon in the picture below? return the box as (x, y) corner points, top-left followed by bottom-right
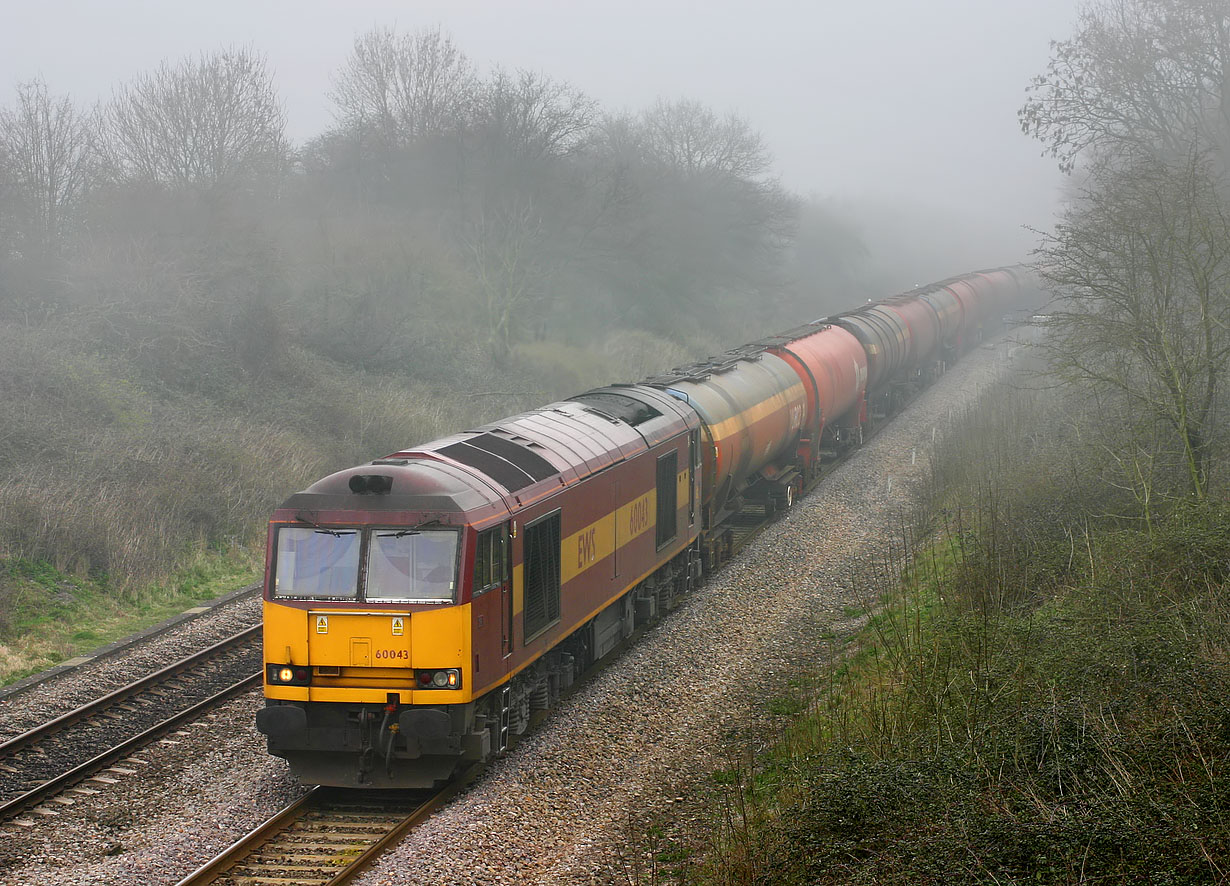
(257, 265), (1040, 788)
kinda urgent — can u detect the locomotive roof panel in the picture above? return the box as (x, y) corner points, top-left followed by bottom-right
(384, 398), (665, 499)
(274, 391), (688, 523)
(282, 458), (507, 519)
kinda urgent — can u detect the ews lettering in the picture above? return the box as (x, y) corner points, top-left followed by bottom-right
(577, 527), (597, 569)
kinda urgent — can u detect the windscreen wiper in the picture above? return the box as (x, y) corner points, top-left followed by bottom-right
(376, 519), (444, 538)
(294, 513), (355, 537)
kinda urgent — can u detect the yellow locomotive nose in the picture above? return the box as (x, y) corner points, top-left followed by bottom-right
(307, 611), (412, 669)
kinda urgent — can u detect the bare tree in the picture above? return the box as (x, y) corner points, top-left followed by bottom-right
(473, 69), (596, 163)
(1036, 153), (1230, 502)
(641, 99), (772, 179)
(330, 26), (475, 146)
(106, 48), (287, 190)
(1020, 0), (1230, 172)
(0, 78), (97, 255)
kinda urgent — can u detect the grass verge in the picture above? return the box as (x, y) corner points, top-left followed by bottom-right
(0, 546), (260, 686)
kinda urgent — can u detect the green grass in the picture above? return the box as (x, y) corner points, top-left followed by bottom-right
(0, 547), (260, 685)
(683, 505), (1230, 885)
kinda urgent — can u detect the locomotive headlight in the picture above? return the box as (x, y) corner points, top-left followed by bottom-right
(278, 667), (294, 683)
(414, 668), (461, 689)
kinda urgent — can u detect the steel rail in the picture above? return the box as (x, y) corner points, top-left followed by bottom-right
(176, 764), (482, 886)
(0, 672), (262, 821)
(0, 624), (261, 759)
(329, 764), (483, 885)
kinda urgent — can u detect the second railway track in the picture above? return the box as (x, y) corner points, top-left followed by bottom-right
(0, 626), (263, 822)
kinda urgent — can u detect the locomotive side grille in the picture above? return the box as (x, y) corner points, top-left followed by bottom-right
(524, 511), (562, 640)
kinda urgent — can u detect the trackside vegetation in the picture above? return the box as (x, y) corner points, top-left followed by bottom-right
(663, 380), (1230, 885)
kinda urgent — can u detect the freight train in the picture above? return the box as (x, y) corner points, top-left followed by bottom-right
(257, 266), (1039, 788)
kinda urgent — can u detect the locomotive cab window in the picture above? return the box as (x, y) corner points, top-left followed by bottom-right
(656, 450), (678, 548)
(366, 530), (458, 602)
(274, 527), (360, 599)
(271, 526), (458, 603)
(472, 526), (508, 596)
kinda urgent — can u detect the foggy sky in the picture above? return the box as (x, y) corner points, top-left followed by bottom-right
(3, 0), (1079, 275)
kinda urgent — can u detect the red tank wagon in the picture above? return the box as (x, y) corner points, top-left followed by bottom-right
(757, 322), (869, 477)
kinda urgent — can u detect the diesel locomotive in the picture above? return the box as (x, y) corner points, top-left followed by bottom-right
(257, 266), (1038, 788)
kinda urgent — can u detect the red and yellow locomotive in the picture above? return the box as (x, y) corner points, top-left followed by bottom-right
(258, 387), (702, 787)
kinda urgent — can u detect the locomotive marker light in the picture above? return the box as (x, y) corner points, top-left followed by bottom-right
(415, 669), (461, 689)
(267, 664), (311, 685)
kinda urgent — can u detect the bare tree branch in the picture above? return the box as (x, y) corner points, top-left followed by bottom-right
(0, 78), (98, 255)
(105, 47), (287, 191)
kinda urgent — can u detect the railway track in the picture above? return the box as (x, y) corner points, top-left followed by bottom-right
(0, 626), (263, 822)
(178, 767), (481, 886)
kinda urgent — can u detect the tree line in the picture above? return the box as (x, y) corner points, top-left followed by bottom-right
(0, 30), (865, 396)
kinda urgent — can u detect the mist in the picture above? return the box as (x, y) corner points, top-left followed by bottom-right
(3, 0), (1075, 276)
